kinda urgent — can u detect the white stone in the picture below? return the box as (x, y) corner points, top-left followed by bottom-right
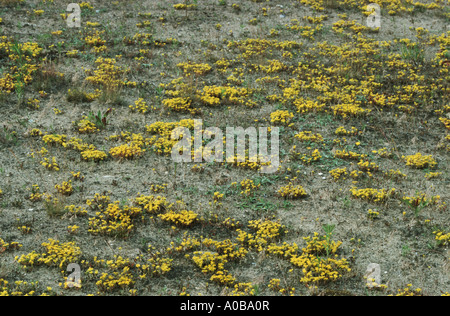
(365, 263), (381, 288)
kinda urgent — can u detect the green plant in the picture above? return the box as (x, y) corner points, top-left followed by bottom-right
(400, 44), (425, 64)
(11, 42), (25, 105)
(401, 244), (411, 257)
(0, 126), (18, 145)
(44, 198), (66, 218)
(87, 108), (112, 130)
(322, 224), (336, 259)
(403, 198), (429, 218)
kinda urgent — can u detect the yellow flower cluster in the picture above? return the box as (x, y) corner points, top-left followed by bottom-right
(86, 193), (111, 210)
(270, 110), (294, 126)
(402, 153), (437, 169)
(162, 97), (194, 113)
(403, 192), (440, 208)
(372, 147), (393, 158)
(65, 205), (88, 217)
(88, 201), (142, 238)
(350, 187), (396, 203)
(177, 62), (211, 76)
(191, 251), (229, 276)
(158, 210), (199, 227)
(0, 279), (53, 297)
(290, 232), (351, 285)
(40, 157), (60, 171)
(146, 119), (195, 155)
(33, 10), (44, 16)
(0, 38), (42, 94)
(133, 194), (169, 214)
(55, 181), (73, 196)
(236, 219), (286, 252)
(329, 167), (348, 181)
(268, 278), (296, 296)
(295, 131), (324, 143)
(367, 209), (380, 220)
(67, 225), (79, 234)
(202, 238), (248, 260)
(79, 2), (94, 10)
(335, 126), (360, 136)
(357, 160), (380, 172)
(439, 117), (450, 130)
(71, 171), (84, 182)
(16, 239), (81, 270)
(259, 59), (288, 73)
(332, 103), (370, 118)
(239, 179), (260, 197)
(29, 128), (43, 137)
(266, 242), (299, 259)
(149, 183), (167, 193)
(0, 238), (22, 254)
(17, 225), (32, 235)
(27, 98), (40, 109)
(433, 230), (449, 246)
(424, 172), (442, 180)
(77, 119), (99, 134)
(166, 234), (201, 253)
(86, 246), (172, 293)
(227, 283), (257, 296)
(129, 98), (149, 114)
(81, 149), (107, 162)
(173, 3), (197, 10)
(278, 180), (308, 199)
(391, 284), (423, 296)
(199, 85), (251, 107)
(334, 149), (366, 161)
(96, 268), (135, 292)
(43, 134), (67, 146)
(212, 191), (224, 205)
(384, 169), (407, 181)
(110, 143), (145, 160)
(84, 30), (106, 47)
(85, 57), (136, 91)
(190, 238), (249, 286)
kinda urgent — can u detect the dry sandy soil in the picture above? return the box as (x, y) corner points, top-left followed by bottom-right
(0, 0), (449, 296)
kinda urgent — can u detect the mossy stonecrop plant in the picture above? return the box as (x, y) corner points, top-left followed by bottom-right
(129, 98), (149, 114)
(0, 38), (42, 100)
(55, 181), (73, 196)
(158, 210), (199, 228)
(270, 110), (294, 126)
(239, 179), (260, 197)
(236, 219), (287, 252)
(329, 167), (348, 181)
(295, 131), (324, 143)
(402, 152), (437, 169)
(278, 178), (307, 199)
(110, 132), (146, 160)
(85, 57), (136, 95)
(16, 239), (81, 270)
(290, 231), (351, 285)
(110, 143), (145, 160)
(433, 230), (450, 247)
(0, 238), (22, 254)
(146, 119), (195, 156)
(350, 187), (396, 203)
(88, 200), (142, 238)
(89, 247), (173, 293)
